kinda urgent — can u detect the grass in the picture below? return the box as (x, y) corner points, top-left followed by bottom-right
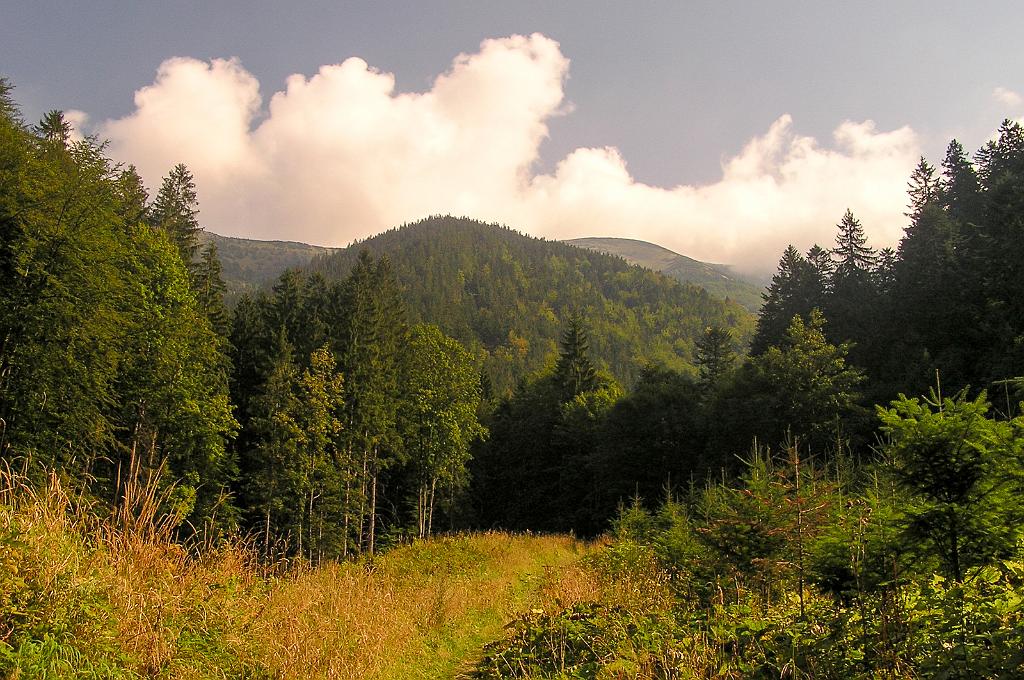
(0, 470), (589, 679)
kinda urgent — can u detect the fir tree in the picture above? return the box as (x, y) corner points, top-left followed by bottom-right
(696, 325), (735, 394)
(751, 245), (820, 355)
(150, 163), (201, 264)
(554, 315), (599, 401)
(194, 242), (230, 338)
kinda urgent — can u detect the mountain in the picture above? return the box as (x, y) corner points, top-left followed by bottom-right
(565, 237), (765, 312)
(198, 231), (335, 302)
(310, 216), (755, 391)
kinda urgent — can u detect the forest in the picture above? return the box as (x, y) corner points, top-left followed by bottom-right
(2, 72), (1024, 678)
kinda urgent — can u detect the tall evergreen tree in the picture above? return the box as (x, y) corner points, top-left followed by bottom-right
(554, 315), (599, 401)
(150, 163), (201, 264)
(333, 251), (407, 555)
(246, 331), (302, 559)
(696, 325), (735, 394)
(939, 139), (981, 226)
(751, 245), (821, 355)
(827, 210), (878, 358)
(906, 158), (939, 221)
(194, 242), (230, 338)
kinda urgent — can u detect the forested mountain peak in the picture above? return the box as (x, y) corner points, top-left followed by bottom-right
(310, 216), (754, 392)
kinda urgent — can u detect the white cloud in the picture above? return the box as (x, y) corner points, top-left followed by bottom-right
(96, 34), (920, 273)
(64, 109), (89, 142)
(993, 86), (1023, 109)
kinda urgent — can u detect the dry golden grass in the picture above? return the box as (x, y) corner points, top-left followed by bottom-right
(0, 469), (589, 679)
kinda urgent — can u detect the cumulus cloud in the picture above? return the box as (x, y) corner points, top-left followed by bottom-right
(64, 109), (89, 142)
(96, 34), (920, 273)
(993, 86), (1023, 109)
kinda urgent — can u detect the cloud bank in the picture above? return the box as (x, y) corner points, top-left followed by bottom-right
(97, 34), (920, 273)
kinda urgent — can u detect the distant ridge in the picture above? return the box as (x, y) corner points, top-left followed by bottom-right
(198, 231), (335, 302)
(309, 216), (755, 390)
(565, 237), (764, 312)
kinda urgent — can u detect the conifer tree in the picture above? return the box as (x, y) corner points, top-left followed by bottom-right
(150, 163), (201, 264)
(906, 158), (939, 221)
(246, 332), (302, 558)
(832, 209), (876, 275)
(194, 242), (230, 338)
(939, 139), (982, 226)
(113, 165), (149, 227)
(696, 325), (735, 394)
(879, 390), (1024, 582)
(751, 245), (820, 355)
(334, 251), (407, 555)
(827, 210), (878, 356)
(296, 345), (345, 561)
(554, 315), (599, 401)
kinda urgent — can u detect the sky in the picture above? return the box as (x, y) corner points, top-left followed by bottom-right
(3, 1), (1023, 274)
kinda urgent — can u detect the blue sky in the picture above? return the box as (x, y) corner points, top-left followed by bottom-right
(3, 1), (1022, 270)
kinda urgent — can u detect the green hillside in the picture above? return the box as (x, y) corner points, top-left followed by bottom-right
(566, 236), (765, 312)
(198, 231), (335, 302)
(311, 216), (754, 391)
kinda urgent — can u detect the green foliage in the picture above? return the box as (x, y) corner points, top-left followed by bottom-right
(470, 603), (684, 679)
(313, 216), (754, 395)
(879, 390), (1024, 581)
(695, 324), (735, 393)
(149, 163), (200, 264)
(0, 95), (235, 530)
(401, 323), (487, 538)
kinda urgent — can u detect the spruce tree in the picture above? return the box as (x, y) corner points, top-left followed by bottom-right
(827, 210), (878, 358)
(751, 245), (820, 355)
(150, 163), (201, 264)
(696, 325), (735, 394)
(194, 242), (230, 338)
(554, 315), (599, 401)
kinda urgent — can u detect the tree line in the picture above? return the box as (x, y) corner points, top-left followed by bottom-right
(0, 82), (484, 560)
(3, 71), (1023, 565)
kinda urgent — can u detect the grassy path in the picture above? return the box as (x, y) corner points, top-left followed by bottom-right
(377, 534), (588, 679)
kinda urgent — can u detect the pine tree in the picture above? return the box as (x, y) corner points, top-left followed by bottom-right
(827, 210), (878, 357)
(751, 245), (821, 355)
(194, 242), (230, 338)
(939, 139), (982, 226)
(296, 345), (345, 561)
(906, 158), (939, 220)
(805, 244), (834, 296)
(554, 315), (599, 401)
(246, 332), (302, 559)
(696, 325), (735, 394)
(150, 163), (201, 264)
(832, 209), (876, 275)
(333, 251), (407, 555)
(113, 165), (149, 227)
(33, 110), (72, 148)
(879, 390), (1024, 582)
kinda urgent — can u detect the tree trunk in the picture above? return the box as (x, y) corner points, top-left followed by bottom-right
(369, 467), (378, 556)
(427, 477), (437, 538)
(264, 505), (271, 562)
(342, 475), (351, 558)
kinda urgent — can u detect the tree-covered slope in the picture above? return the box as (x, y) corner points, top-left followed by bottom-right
(311, 216), (754, 391)
(198, 231), (335, 302)
(566, 236), (766, 312)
